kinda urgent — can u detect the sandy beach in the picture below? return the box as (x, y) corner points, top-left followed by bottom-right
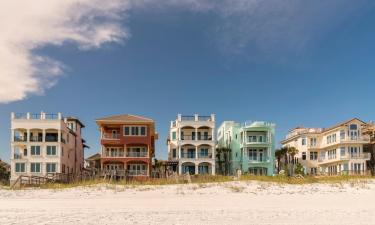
(1, 180), (375, 225)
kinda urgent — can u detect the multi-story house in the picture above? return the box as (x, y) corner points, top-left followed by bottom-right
(10, 112), (86, 184)
(96, 114), (157, 178)
(167, 114), (216, 175)
(281, 118), (371, 175)
(217, 121), (276, 176)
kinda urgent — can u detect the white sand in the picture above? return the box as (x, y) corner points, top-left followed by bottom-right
(1, 180), (375, 225)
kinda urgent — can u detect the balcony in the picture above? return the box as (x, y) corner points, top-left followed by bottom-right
(12, 112), (62, 120)
(128, 170), (147, 176)
(102, 133), (120, 140)
(14, 136), (27, 142)
(181, 135), (212, 141)
(181, 152), (196, 159)
(30, 136), (43, 142)
(247, 157), (270, 163)
(198, 153), (213, 159)
(103, 151), (125, 158)
(318, 153), (371, 164)
(13, 153), (23, 159)
(126, 152), (148, 158)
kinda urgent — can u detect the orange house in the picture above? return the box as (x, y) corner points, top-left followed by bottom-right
(96, 114), (157, 177)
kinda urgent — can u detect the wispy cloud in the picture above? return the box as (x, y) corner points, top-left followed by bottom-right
(0, 0), (372, 103)
(0, 0), (130, 103)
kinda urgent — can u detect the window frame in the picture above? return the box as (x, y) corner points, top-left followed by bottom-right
(123, 126), (147, 136)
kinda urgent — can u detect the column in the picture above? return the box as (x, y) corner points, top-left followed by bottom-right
(58, 130), (61, 143)
(11, 129), (14, 142)
(42, 129), (45, 142)
(178, 146), (181, 159)
(26, 129), (30, 142)
(195, 127), (198, 140)
(212, 163), (215, 175)
(195, 145), (198, 159)
(178, 163), (182, 175)
(195, 163), (199, 175)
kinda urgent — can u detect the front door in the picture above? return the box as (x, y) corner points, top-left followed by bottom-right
(112, 130), (118, 139)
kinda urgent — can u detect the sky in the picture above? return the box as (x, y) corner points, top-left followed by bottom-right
(1, 0), (375, 162)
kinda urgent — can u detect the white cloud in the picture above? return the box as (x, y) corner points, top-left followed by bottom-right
(0, 0), (130, 103)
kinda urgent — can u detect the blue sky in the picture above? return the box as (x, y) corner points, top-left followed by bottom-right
(1, 1), (375, 162)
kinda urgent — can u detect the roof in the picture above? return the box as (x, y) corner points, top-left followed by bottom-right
(96, 114), (154, 123)
(65, 116), (85, 128)
(322, 118), (366, 133)
(85, 153), (101, 161)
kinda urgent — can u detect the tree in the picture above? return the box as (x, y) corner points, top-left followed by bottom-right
(216, 147), (232, 175)
(287, 146), (299, 176)
(275, 148), (287, 174)
(294, 163), (304, 175)
(0, 163), (9, 184)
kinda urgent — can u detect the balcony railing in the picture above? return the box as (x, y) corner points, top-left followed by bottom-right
(13, 154), (23, 159)
(45, 136), (58, 142)
(14, 113), (27, 119)
(128, 170), (147, 176)
(181, 135), (212, 141)
(198, 116), (212, 121)
(45, 114), (59, 120)
(103, 152), (125, 157)
(126, 152), (148, 157)
(198, 153), (213, 158)
(181, 153), (196, 159)
(318, 153), (371, 162)
(247, 157), (270, 163)
(14, 136), (27, 142)
(102, 133), (120, 140)
(30, 136), (43, 142)
(181, 116), (195, 121)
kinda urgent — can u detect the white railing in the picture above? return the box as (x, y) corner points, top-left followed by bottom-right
(102, 133), (120, 140)
(127, 152), (148, 157)
(128, 170), (147, 176)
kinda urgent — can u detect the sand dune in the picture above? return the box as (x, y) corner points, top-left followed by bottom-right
(1, 180), (375, 225)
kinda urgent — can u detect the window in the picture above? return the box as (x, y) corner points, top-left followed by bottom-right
(23, 148), (27, 156)
(47, 146), (57, 155)
(62, 147), (64, 156)
(310, 138), (317, 147)
(15, 163), (25, 172)
(332, 134), (336, 142)
(200, 148), (209, 156)
(302, 152), (306, 160)
(30, 163), (41, 173)
(124, 126), (147, 136)
(248, 149), (257, 160)
(172, 149), (176, 158)
(46, 163), (56, 173)
(172, 132), (176, 140)
(31, 146), (41, 155)
(140, 127), (146, 136)
(124, 126), (130, 135)
(301, 138), (306, 146)
(340, 130), (345, 140)
(310, 151), (318, 160)
(349, 124), (358, 130)
(340, 147), (346, 156)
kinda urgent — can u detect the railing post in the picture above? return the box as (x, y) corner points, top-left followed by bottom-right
(194, 114), (198, 121)
(11, 112), (15, 120)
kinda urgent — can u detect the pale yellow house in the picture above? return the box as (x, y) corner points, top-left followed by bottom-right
(281, 118), (371, 175)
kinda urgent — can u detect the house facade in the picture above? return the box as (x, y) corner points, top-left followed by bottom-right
(281, 118), (371, 175)
(167, 114), (216, 175)
(10, 112), (86, 184)
(96, 114), (157, 178)
(217, 121), (276, 176)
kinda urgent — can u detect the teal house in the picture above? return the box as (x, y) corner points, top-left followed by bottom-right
(217, 121), (275, 176)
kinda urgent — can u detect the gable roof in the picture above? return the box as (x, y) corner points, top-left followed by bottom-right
(96, 114), (154, 123)
(85, 153), (101, 161)
(322, 118), (366, 133)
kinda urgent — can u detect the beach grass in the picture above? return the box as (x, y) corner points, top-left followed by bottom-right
(34, 174), (375, 190)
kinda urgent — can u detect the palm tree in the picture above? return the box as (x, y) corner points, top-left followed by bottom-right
(287, 146), (299, 176)
(216, 147), (232, 175)
(275, 148), (287, 174)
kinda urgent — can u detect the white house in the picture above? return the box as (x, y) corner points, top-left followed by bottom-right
(167, 114), (216, 175)
(10, 112), (87, 184)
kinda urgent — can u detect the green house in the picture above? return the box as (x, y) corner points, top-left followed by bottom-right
(217, 121), (275, 176)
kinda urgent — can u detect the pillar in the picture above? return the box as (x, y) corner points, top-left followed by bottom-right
(178, 146), (181, 159)
(26, 129), (30, 142)
(178, 163), (182, 175)
(42, 129), (46, 142)
(195, 145), (198, 159)
(195, 127), (198, 140)
(195, 163), (199, 175)
(11, 129), (14, 142)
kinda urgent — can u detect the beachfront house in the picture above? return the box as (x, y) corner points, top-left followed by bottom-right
(10, 112), (87, 185)
(216, 121), (276, 176)
(167, 114), (216, 175)
(281, 118), (371, 175)
(96, 114), (157, 178)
